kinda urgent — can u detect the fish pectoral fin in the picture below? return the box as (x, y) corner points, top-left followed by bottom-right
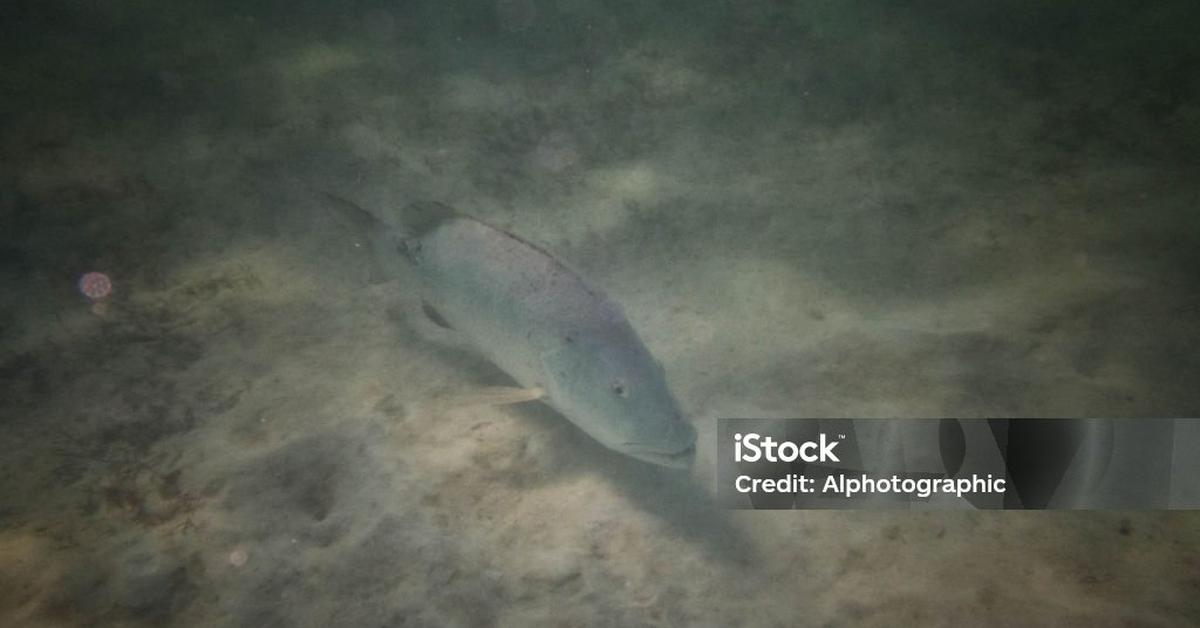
(421, 301), (454, 330)
(435, 386), (546, 410)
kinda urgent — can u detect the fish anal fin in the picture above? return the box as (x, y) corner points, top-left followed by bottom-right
(433, 386), (546, 411)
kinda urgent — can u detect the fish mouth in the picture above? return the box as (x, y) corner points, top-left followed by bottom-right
(623, 442), (696, 469)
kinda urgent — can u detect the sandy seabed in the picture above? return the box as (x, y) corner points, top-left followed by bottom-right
(2, 1), (1199, 626)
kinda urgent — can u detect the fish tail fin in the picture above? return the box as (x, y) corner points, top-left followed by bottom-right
(399, 201), (458, 238)
(312, 189), (400, 283)
(314, 188), (392, 230)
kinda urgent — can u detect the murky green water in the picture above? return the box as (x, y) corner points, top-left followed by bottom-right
(2, 1), (1199, 626)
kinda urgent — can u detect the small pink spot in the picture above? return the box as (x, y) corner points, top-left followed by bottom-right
(78, 272), (113, 300)
(229, 547), (248, 567)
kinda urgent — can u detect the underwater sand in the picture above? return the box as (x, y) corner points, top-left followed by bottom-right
(2, 2), (1199, 626)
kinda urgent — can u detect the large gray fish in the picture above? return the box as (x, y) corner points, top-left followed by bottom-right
(323, 194), (697, 468)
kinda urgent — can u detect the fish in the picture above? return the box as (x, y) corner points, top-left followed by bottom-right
(321, 193), (697, 468)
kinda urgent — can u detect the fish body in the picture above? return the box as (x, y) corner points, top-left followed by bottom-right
(331, 197), (696, 468)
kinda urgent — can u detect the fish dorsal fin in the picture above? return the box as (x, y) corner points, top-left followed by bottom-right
(401, 201), (458, 238)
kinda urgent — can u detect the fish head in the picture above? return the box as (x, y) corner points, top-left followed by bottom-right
(540, 330), (696, 468)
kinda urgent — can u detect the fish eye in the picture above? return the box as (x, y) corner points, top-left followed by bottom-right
(611, 380), (628, 397)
